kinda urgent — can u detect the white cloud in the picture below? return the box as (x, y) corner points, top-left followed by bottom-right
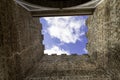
(44, 16), (86, 43)
(83, 48), (88, 53)
(44, 46), (70, 55)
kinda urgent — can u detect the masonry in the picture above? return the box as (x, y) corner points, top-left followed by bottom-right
(0, 0), (120, 80)
(0, 0), (44, 80)
(87, 0), (120, 79)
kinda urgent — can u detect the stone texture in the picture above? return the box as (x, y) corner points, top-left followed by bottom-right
(0, 0), (43, 80)
(25, 55), (111, 80)
(14, 5), (44, 77)
(87, 0), (120, 79)
(0, 0), (120, 80)
(25, 75), (111, 80)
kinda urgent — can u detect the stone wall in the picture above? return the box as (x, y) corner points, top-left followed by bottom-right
(36, 54), (96, 71)
(26, 75), (111, 80)
(25, 54), (111, 80)
(0, 0), (119, 80)
(87, 0), (120, 79)
(0, 0), (44, 80)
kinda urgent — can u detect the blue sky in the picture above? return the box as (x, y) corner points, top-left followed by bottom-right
(40, 16), (88, 55)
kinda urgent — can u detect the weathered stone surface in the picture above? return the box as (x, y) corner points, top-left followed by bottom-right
(14, 5), (44, 77)
(25, 55), (111, 80)
(87, 0), (120, 79)
(0, 0), (119, 80)
(0, 0), (43, 79)
(0, 53), (23, 80)
(26, 75), (111, 80)
(32, 55), (96, 71)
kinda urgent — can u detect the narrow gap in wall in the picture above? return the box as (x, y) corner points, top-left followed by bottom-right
(40, 16), (88, 55)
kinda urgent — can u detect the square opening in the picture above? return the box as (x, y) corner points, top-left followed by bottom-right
(40, 16), (88, 55)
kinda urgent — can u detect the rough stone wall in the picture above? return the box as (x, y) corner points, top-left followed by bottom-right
(36, 54), (96, 71)
(15, 6), (44, 77)
(87, 0), (120, 79)
(26, 75), (111, 80)
(0, 0), (119, 80)
(26, 54), (111, 80)
(0, 0), (43, 80)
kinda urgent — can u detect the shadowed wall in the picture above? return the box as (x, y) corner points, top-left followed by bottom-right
(0, 0), (44, 80)
(0, 0), (120, 80)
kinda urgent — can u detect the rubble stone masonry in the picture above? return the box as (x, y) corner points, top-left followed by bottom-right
(0, 0), (120, 80)
(87, 0), (120, 79)
(0, 0), (44, 80)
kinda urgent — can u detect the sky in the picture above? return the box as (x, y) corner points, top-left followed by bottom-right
(40, 16), (88, 55)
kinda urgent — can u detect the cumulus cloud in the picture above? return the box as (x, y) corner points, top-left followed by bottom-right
(44, 46), (70, 55)
(83, 48), (88, 53)
(44, 16), (86, 43)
